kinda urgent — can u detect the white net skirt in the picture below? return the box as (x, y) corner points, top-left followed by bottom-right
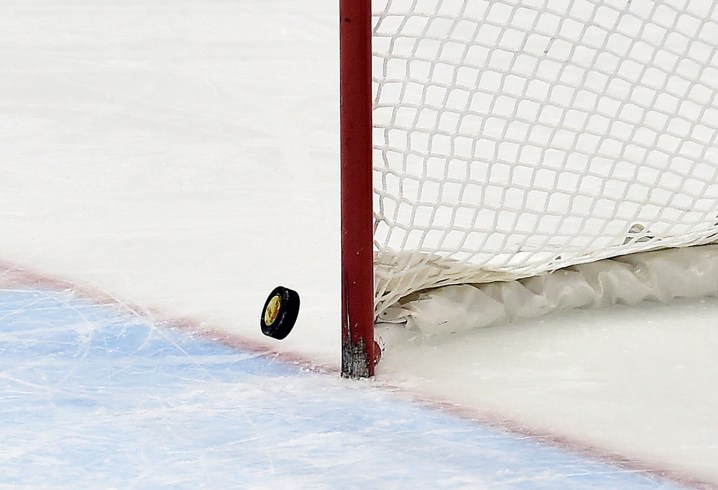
(372, 0), (718, 326)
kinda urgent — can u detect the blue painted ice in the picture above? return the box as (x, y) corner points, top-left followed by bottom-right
(0, 288), (682, 488)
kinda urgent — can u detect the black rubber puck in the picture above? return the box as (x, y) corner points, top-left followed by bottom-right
(260, 286), (300, 340)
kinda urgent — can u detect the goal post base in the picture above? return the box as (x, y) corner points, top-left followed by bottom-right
(341, 339), (374, 379)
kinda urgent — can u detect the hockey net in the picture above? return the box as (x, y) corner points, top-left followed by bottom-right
(371, 0), (718, 333)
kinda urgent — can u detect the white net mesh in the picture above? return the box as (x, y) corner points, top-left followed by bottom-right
(372, 0), (718, 320)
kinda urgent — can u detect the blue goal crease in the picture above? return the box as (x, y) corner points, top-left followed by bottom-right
(0, 287), (684, 489)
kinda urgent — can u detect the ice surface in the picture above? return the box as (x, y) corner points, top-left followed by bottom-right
(0, 0), (717, 487)
(0, 286), (683, 488)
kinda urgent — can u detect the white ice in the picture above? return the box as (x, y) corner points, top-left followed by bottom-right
(0, 0), (717, 487)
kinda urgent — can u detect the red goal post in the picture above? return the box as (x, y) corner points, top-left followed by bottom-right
(340, 0), (376, 377)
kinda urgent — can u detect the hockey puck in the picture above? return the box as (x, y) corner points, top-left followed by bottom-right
(260, 286), (300, 340)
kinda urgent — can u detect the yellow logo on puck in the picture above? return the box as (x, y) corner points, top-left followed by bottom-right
(264, 295), (282, 326)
